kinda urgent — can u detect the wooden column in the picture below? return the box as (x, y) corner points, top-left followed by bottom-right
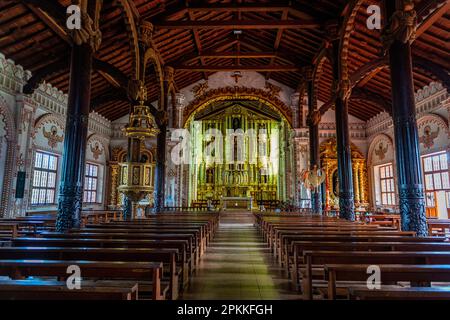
(154, 67), (173, 213)
(331, 36), (355, 221)
(383, 0), (427, 236)
(154, 124), (167, 213)
(353, 162), (360, 205)
(56, 43), (93, 231)
(305, 67), (322, 214)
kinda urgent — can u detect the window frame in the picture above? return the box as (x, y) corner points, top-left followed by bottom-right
(378, 163), (396, 206)
(31, 150), (59, 206)
(84, 162), (99, 204)
(422, 151), (450, 209)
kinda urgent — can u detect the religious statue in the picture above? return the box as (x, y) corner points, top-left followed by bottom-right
(43, 126), (63, 149)
(419, 125), (440, 149)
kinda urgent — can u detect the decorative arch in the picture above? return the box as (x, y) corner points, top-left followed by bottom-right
(313, 50), (333, 110)
(0, 96), (16, 217)
(34, 113), (65, 133)
(340, 0), (366, 83)
(367, 133), (395, 166)
(145, 47), (165, 110)
(417, 113), (449, 131)
(116, 0), (140, 80)
(182, 86), (293, 127)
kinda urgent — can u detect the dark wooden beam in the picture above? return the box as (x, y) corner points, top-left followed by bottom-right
(187, 5), (207, 80)
(266, 8), (289, 80)
(173, 65), (301, 72)
(186, 3), (293, 12)
(199, 52), (278, 59)
(416, 0), (450, 38)
(154, 20), (320, 30)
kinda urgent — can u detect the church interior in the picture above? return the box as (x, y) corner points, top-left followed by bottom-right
(0, 0), (449, 302)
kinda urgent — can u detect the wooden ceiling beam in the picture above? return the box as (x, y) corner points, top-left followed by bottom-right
(23, 2), (69, 43)
(267, 9), (289, 80)
(187, 5), (207, 80)
(185, 3), (293, 13)
(416, 0), (450, 38)
(154, 20), (321, 30)
(199, 52), (278, 59)
(172, 65), (301, 72)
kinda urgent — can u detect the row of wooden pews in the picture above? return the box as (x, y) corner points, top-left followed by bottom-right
(0, 212), (219, 300)
(255, 213), (450, 300)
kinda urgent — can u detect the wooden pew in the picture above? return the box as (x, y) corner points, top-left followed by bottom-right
(0, 280), (138, 300)
(348, 286), (450, 300)
(0, 260), (165, 300)
(39, 232), (198, 271)
(74, 227), (205, 258)
(291, 241), (450, 290)
(277, 232), (424, 267)
(0, 223), (18, 239)
(428, 219), (450, 237)
(324, 264), (450, 300)
(12, 237), (191, 289)
(0, 247), (180, 300)
(302, 251), (450, 299)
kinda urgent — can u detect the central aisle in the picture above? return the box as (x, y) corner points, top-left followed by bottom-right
(182, 211), (298, 300)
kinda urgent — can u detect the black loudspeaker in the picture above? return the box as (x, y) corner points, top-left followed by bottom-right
(15, 171), (26, 199)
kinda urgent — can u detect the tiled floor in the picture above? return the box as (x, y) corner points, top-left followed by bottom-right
(181, 211), (300, 300)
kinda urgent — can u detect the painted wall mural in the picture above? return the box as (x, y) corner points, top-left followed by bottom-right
(418, 114), (449, 154)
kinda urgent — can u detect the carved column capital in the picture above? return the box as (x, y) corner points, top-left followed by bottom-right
(164, 66), (175, 83)
(139, 21), (154, 48)
(382, 0), (417, 49)
(70, 12), (102, 52)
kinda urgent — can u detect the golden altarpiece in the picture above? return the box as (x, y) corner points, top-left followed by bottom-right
(186, 102), (291, 208)
(320, 138), (369, 210)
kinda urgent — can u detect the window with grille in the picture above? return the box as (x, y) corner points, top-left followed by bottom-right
(379, 164), (396, 206)
(422, 152), (450, 208)
(31, 151), (58, 205)
(84, 163), (98, 203)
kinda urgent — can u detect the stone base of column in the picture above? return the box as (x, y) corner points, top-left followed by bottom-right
(399, 186), (428, 237)
(56, 185), (83, 232)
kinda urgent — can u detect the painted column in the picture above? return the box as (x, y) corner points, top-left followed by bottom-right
(305, 67), (322, 214)
(383, 0), (427, 236)
(154, 67), (173, 213)
(56, 44), (94, 231)
(331, 33), (355, 221)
